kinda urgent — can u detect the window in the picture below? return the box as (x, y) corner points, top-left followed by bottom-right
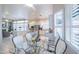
(13, 20), (28, 32)
(71, 4), (79, 49)
(54, 10), (64, 39)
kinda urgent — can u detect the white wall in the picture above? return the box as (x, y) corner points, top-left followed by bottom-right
(65, 4), (72, 42)
(49, 14), (54, 29)
(0, 20), (2, 41)
(0, 5), (2, 41)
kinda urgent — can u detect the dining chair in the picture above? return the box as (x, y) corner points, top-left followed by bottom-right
(40, 34), (67, 54)
(25, 30), (40, 53)
(54, 36), (67, 54)
(11, 35), (32, 54)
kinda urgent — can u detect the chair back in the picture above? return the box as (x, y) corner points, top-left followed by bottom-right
(12, 35), (29, 53)
(55, 36), (67, 54)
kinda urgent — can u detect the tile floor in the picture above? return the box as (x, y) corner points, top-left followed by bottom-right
(0, 37), (77, 54)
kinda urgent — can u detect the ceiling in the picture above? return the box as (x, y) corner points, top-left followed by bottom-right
(0, 4), (64, 20)
(34, 4), (53, 18)
(0, 4), (33, 20)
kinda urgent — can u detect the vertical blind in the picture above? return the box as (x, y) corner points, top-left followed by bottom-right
(71, 4), (79, 49)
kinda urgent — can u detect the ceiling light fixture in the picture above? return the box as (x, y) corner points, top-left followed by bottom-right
(25, 4), (33, 7)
